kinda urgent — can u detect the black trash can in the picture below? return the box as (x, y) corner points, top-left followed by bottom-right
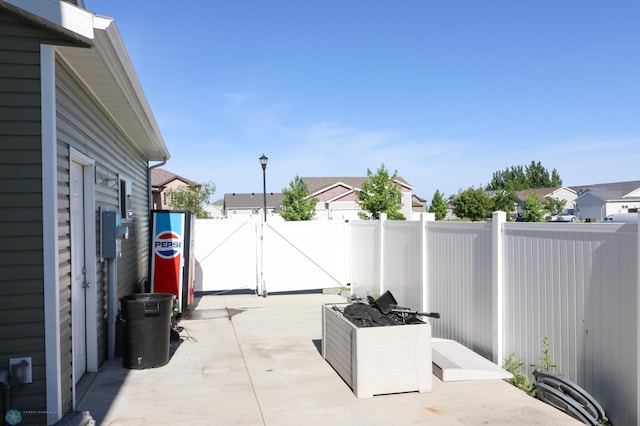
(120, 293), (174, 369)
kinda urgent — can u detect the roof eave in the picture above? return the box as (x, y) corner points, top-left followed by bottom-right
(326, 189), (358, 203)
(309, 182), (354, 198)
(393, 179), (412, 190)
(11, 0), (169, 163)
(2, 0), (93, 45)
(56, 16), (169, 162)
(3, 0), (170, 162)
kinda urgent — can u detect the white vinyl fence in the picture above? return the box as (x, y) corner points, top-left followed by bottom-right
(426, 219), (494, 359)
(501, 220), (638, 425)
(194, 213), (639, 425)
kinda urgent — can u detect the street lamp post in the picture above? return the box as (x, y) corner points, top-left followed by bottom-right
(259, 154), (268, 222)
(258, 154), (269, 298)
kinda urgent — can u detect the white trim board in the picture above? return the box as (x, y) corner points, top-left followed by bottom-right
(42, 44), (62, 425)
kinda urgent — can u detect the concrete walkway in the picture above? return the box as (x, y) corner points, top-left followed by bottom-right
(77, 293), (579, 425)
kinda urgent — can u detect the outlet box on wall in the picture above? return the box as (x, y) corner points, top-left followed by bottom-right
(9, 357), (32, 384)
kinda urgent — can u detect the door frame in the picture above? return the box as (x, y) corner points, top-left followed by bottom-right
(70, 159), (87, 384)
(69, 148), (98, 404)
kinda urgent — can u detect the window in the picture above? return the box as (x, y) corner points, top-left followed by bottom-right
(119, 176), (133, 219)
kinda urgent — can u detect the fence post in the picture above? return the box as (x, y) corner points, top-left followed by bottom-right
(343, 219), (352, 295)
(637, 212), (640, 419)
(258, 214), (266, 297)
(421, 213), (435, 313)
(378, 213), (387, 296)
(492, 210), (506, 365)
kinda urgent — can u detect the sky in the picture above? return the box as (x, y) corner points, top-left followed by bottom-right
(85, 0), (640, 202)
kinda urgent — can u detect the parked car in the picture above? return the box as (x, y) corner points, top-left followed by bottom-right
(546, 215), (577, 222)
(604, 213), (638, 223)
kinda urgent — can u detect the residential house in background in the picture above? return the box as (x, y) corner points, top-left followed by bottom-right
(0, 1), (169, 423)
(204, 199), (225, 219)
(223, 192), (285, 219)
(515, 186), (578, 218)
(151, 168), (199, 210)
(218, 177), (421, 221)
(574, 180), (640, 221)
(412, 194), (428, 215)
(300, 176), (415, 221)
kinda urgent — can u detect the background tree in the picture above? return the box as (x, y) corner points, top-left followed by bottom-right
(280, 175), (318, 221)
(522, 192), (545, 222)
(485, 161), (562, 191)
(165, 181), (216, 219)
(429, 190), (448, 221)
(525, 161), (562, 188)
(487, 165), (528, 191)
(452, 187), (493, 221)
(491, 190), (518, 221)
(550, 169), (562, 187)
(543, 197), (566, 217)
(356, 164), (405, 220)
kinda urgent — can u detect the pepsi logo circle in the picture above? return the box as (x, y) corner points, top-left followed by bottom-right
(154, 231), (183, 259)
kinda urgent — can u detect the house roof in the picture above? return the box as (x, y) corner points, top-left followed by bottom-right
(224, 193), (284, 209)
(300, 176), (412, 195)
(514, 186), (580, 202)
(151, 168), (198, 188)
(575, 180), (640, 201)
(412, 194), (427, 208)
(1, 0), (170, 162)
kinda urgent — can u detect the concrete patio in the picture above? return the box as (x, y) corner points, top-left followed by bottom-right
(76, 293), (579, 425)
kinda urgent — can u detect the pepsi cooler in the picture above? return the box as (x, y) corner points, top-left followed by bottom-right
(149, 210), (196, 313)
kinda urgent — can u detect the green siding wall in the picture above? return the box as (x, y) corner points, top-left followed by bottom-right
(0, 10), (64, 424)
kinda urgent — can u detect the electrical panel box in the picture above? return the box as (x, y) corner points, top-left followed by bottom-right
(101, 209), (128, 259)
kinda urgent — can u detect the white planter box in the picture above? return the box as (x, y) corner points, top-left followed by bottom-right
(322, 303), (432, 398)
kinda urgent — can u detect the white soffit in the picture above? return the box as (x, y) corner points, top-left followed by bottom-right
(56, 17), (170, 161)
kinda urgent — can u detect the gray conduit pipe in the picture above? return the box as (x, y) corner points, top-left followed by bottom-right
(107, 258), (117, 360)
(1, 369), (11, 426)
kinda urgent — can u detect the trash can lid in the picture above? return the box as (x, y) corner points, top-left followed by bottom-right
(120, 293), (175, 303)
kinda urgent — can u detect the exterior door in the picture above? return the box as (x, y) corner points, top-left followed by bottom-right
(70, 160), (87, 383)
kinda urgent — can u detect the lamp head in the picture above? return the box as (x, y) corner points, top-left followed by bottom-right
(259, 154), (268, 169)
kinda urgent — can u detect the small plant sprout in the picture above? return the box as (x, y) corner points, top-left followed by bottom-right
(532, 336), (560, 374)
(504, 352), (534, 395)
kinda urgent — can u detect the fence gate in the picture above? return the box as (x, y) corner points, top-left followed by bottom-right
(194, 216), (350, 294)
(193, 217), (258, 293)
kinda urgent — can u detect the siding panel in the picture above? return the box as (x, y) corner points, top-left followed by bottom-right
(0, 11), (54, 421)
(55, 56), (152, 396)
